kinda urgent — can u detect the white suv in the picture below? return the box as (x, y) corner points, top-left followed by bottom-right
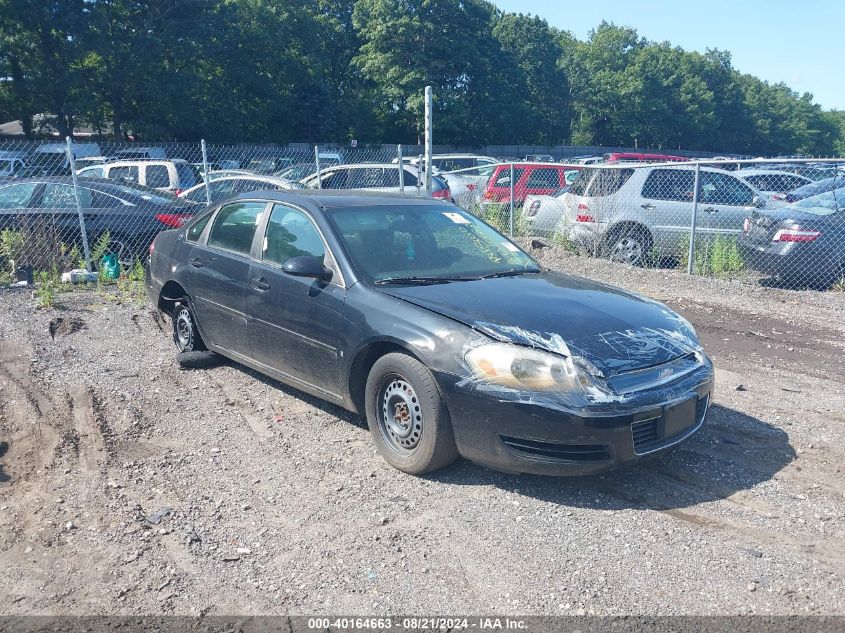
(560, 165), (765, 265)
(77, 159), (200, 194)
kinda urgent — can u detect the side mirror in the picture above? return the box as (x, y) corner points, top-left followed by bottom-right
(282, 255), (332, 282)
(752, 195), (765, 209)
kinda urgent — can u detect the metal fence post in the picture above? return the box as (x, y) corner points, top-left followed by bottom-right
(424, 86), (433, 195)
(200, 139), (212, 205)
(509, 163), (515, 237)
(314, 146), (322, 189)
(417, 154), (423, 196)
(397, 144), (404, 195)
(66, 136), (92, 272)
(687, 162), (701, 275)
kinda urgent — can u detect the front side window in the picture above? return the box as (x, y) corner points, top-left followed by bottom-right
(699, 172), (754, 206)
(262, 205), (325, 265)
(206, 201), (266, 255)
(0, 182), (38, 209)
(175, 163), (200, 187)
(327, 205), (538, 283)
(146, 165), (171, 188)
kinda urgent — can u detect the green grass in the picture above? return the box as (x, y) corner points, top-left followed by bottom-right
(678, 234), (745, 277)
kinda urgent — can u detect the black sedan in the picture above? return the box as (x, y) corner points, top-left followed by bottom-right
(0, 177), (197, 265)
(739, 189), (845, 287)
(146, 191), (714, 476)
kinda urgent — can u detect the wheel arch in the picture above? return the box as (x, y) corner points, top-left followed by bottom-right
(347, 339), (425, 415)
(158, 280), (190, 316)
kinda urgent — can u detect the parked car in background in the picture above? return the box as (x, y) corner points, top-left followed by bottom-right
(561, 165), (763, 265)
(276, 162), (321, 182)
(0, 156), (28, 177)
(110, 147), (167, 161)
(396, 154), (500, 173)
(78, 159), (201, 194)
(604, 152), (689, 164)
(441, 164), (500, 208)
(482, 163), (580, 206)
(570, 156), (603, 165)
(771, 175), (845, 205)
(242, 156), (297, 174)
(0, 177), (197, 264)
(739, 188), (845, 287)
(205, 169), (257, 180)
(192, 162), (222, 179)
(524, 154), (555, 163)
(734, 169), (812, 202)
(521, 169), (583, 233)
(301, 163), (452, 200)
(179, 175), (303, 204)
(146, 190), (713, 476)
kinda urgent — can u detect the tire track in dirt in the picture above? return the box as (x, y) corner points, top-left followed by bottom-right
(69, 386), (107, 477)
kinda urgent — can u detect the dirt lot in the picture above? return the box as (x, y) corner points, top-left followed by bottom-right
(0, 248), (843, 616)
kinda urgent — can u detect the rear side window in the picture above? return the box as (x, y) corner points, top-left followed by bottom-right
(79, 166), (104, 178)
(526, 168), (561, 188)
(568, 169), (593, 196)
(42, 183), (92, 208)
(641, 169), (694, 201)
(207, 201), (265, 255)
(175, 163), (200, 188)
(587, 168), (634, 197)
(493, 167), (525, 187)
(146, 165), (171, 188)
(0, 182), (38, 208)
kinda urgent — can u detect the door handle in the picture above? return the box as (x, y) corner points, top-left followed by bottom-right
(250, 277), (270, 291)
(640, 203), (655, 210)
(703, 207), (719, 213)
(189, 257), (203, 268)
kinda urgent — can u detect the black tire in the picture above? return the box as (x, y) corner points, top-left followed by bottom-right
(364, 352), (458, 475)
(172, 301), (206, 353)
(604, 225), (653, 267)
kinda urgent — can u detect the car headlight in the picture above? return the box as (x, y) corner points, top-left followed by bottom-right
(464, 343), (595, 393)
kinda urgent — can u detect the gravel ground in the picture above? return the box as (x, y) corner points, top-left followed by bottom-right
(0, 250), (842, 616)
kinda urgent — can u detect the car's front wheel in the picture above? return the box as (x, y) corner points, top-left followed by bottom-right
(172, 302), (206, 353)
(365, 352), (458, 475)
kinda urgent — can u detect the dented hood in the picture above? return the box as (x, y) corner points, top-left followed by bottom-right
(380, 271), (700, 376)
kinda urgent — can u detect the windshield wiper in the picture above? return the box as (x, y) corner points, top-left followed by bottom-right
(479, 268), (540, 279)
(375, 275), (478, 285)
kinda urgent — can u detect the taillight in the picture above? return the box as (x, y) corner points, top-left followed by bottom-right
(528, 200), (541, 217)
(576, 214), (595, 223)
(155, 213), (193, 228)
(432, 188), (450, 200)
(173, 188), (183, 196)
(772, 227), (821, 242)
(483, 190), (494, 200)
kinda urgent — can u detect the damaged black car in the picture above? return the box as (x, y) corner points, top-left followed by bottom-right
(146, 191), (714, 476)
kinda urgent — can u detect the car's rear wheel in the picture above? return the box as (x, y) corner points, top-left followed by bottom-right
(605, 225), (652, 267)
(364, 352), (458, 475)
(172, 302), (206, 353)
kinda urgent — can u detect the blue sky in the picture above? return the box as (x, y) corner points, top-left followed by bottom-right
(492, 0), (843, 111)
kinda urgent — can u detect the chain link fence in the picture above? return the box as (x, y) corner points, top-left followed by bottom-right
(0, 139), (842, 292)
(442, 157), (845, 291)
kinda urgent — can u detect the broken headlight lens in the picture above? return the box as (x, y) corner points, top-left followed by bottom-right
(464, 343), (595, 393)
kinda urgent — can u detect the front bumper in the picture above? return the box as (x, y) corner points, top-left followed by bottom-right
(435, 361), (714, 476)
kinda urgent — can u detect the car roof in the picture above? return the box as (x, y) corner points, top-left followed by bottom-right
(735, 168), (810, 178)
(101, 159), (187, 166)
(229, 189), (451, 210)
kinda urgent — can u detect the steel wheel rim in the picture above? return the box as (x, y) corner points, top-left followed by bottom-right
(610, 236), (643, 265)
(377, 374), (423, 453)
(176, 309), (192, 348)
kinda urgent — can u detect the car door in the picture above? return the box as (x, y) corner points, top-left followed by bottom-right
(188, 200), (268, 354)
(246, 203), (345, 397)
(697, 171), (757, 236)
(638, 168), (696, 255)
